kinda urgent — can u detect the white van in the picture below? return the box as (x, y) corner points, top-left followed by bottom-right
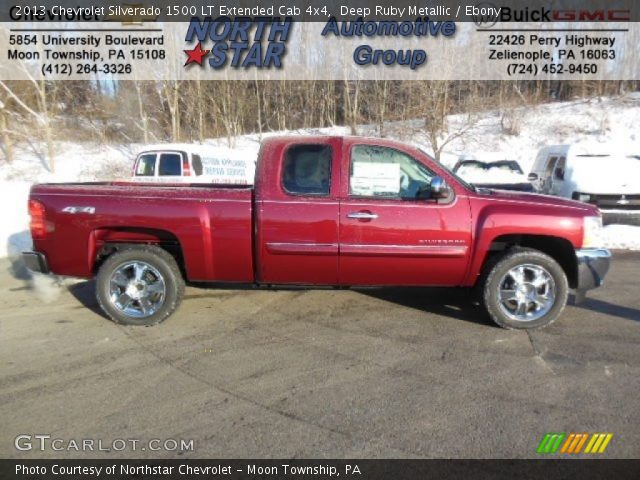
(132, 144), (255, 185)
(529, 144), (640, 225)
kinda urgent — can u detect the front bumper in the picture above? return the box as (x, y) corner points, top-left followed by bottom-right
(576, 248), (611, 292)
(22, 251), (50, 274)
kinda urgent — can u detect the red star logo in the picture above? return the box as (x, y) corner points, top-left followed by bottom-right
(184, 42), (210, 66)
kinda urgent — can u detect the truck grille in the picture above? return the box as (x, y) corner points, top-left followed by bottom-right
(573, 192), (640, 211)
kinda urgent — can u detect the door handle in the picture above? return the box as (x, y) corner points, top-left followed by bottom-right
(347, 211), (378, 220)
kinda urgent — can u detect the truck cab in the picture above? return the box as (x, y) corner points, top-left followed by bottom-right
(254, 136), (472, 287)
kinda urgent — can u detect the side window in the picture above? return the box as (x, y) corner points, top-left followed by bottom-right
(554, 156), (566, 180)
(282, 145), (332, 196)
(191, 154), (203, 176)
(544, 156), (558, 178)
(350, 145), (434, 199)
(135, 154), (157, 176)
(158, 153), (182, 176)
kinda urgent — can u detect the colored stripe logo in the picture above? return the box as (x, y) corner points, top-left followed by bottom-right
(537, 433), (613, 454)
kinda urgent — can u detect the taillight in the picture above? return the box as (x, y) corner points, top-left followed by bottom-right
(182, 157), (191, 176)
(29, 199), (47, 240)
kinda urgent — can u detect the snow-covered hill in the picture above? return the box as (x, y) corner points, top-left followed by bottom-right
(2, 95), (640, 258)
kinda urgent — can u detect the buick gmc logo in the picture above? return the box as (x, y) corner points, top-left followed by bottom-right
(552, 10), (631, 21)
(474, 4), (630, 27)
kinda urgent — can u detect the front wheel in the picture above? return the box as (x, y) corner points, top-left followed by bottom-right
(96, 245), (185, 326)
(482, 248), (569, 329)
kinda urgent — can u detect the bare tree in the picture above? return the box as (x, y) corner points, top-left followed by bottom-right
(422, 81), (478, 163)
(160, 80), (182, 141)
(0, 79), (55, 171)
(0, 100), (13, 163)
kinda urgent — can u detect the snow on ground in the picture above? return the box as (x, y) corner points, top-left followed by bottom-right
(0, 181), (33, 259)
(602, 225), (640, 250)
(1, 95), (639, 258)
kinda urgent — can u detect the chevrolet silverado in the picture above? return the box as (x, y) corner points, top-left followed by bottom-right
(23, 136), (611, 329)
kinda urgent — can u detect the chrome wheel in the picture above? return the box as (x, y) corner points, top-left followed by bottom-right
(109, 261), (166, 319)
(497, 264), (556, 322)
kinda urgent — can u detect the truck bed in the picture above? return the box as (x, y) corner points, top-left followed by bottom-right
(30, 182), (255, 282)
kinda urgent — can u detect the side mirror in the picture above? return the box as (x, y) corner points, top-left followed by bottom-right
(430, 176), (451, 199)
(527, 173), (539, 181)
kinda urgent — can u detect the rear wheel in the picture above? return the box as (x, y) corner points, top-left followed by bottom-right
(96, 245), (184, 326)
(482, 248), (568, 329)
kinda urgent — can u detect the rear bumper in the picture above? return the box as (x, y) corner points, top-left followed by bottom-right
(22, 251), (50, 274)
(575, 248), (611, 292)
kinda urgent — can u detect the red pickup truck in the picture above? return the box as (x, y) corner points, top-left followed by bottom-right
(23, 136), (611, 329)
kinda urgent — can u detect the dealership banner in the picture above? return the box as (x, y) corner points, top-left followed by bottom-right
(3, 459), (640, 479)
(0, 0), (639, 80)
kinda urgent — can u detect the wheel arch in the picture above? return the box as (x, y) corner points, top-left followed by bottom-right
(479, 234), (578, 288)
(91, 227), (186, 279)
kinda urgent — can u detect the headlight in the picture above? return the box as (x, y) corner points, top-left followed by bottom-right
(572, 192), (592, 202)
(582, 216), (604, 248)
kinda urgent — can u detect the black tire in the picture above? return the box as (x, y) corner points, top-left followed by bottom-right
(481, 248), (569, 330)
(96, 245), (185, 326)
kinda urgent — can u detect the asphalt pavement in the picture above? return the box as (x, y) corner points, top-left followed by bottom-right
(1, 252), (638, 458)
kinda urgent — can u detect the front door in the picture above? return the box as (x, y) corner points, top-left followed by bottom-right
(339, 143), (472, 286)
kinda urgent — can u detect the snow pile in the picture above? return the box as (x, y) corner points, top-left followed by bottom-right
(431, 95), (640, 172)
(0, 142), (132, 183)
(0, 144), (132, 258)
(1, 181), (33, 259)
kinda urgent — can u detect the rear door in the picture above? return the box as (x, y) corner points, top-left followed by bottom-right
(338, 142), (472, 286)
(256, 138), (341, 284)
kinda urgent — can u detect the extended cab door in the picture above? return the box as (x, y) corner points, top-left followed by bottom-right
(338, 141), (472, 286)
(255, 138), (341, 285)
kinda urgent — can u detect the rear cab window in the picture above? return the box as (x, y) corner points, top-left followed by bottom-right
(282, 145), (332, 196)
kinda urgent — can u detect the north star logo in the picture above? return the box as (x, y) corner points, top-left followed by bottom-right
(183, 17), (292, 69)
(184, 42), (210, 66)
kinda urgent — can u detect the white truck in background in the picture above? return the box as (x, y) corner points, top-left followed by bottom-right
(132, 144), (256, 185)
(529, 144), (640, 225)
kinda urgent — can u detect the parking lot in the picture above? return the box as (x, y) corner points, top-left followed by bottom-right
(1, 252), (639, 458)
